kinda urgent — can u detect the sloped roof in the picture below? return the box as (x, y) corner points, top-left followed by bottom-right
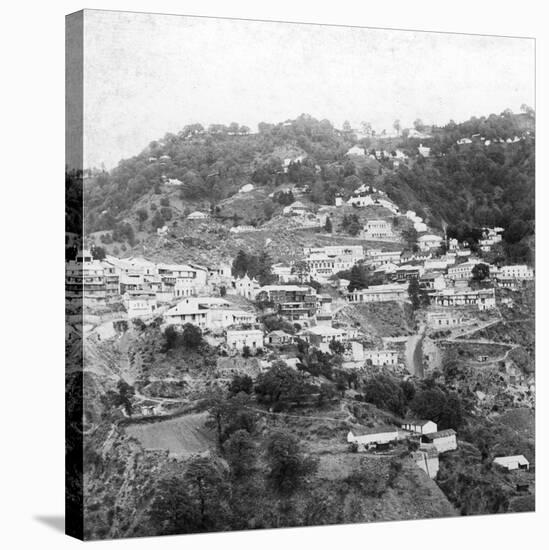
(422, 429), (456, 440)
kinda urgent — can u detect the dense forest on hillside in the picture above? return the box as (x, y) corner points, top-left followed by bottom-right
(82, 109), (534, 259)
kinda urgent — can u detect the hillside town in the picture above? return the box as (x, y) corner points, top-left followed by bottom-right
(67, 110), (535, 540)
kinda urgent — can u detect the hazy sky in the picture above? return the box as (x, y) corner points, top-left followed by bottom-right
(83, 10), (535, 169)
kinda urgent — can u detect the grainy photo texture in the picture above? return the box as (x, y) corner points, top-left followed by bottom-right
(65, 10), (535, 541)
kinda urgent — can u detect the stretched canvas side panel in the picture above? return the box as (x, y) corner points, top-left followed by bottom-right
(65, 9), (84, 541)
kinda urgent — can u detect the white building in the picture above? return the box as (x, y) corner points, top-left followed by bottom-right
(499, 265), (534, 280)
(239, 183), (254, 193)
(347, 283), (408, 303)
(234, 274), (260, 299)
(364, 349), (399, 366)
(127, 295), (158, 319)
(226, 324), (264, 352)
(402, 420), (438, 435)
(447, 259), (482, 280)
(362, 219), (395, 240)
(414, 221), (428, 233)
(431, 288), (496, 311)
(418, 144), (431, 157)
(165, 297), (255, 330)
(230, 225), (256, 233)
(346, 145), (366, 156)
(426, 312), (464, 328)
(365, 249), (402, 268)
(347, 427), (400, 447)
(348, 194), (375, 207)
(417, 234), (443, 251)
(304, 245), (364, 262)
(302, 325), (353, 346)
(283, 201), (309, 215)
(187, 211), (208, 220)
(421, 429), (457, 453)
(493, 455), (530, 471)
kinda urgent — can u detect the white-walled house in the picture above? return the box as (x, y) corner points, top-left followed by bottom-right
(499, 265), (534, 280)
(187, 211), (208, 220)
(234, 274), (260, 299)
(164, 297), (255, 330)
(362, 219), (395, 240)
(347, 427), (400, 447)
(417, 234), (443, 251)
(421, 429), (457, 453)
(347, 284), (408, 303)
(493, 455), (530, 471)
(346, 145), (366, 156)
(402, 420), (438, 435)
(426, 312), (464, 328)
(348, 194), (374, 207)
(447, 259), (482, 280)
(364, 349), (399, 366)
(226, 324), (264, 352)
(127, 295), (158, 318)
(283, 201), (309, 216)
(432, 288), (496, 311)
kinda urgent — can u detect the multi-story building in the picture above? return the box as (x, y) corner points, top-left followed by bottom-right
(498, 265), (534, 280)
(347, 283), (408, 303)
(431, 288), (496, 311)
(234, 274), (261, 299)
(426, 311), (464, 328)
(226, 324), (264, 352)
(365, 249), (402, 268)
(417, 234), (443, 251)
(362, 219), (395, 240)
(447, 259), (482, 281)
(164, 297), (255, 330)
(126, 294), (158, 319)
(364, 349), (399, 366)
(303, 245), (364, 263)
(256, 285), (318, 322)
(65, 250), (107, 301)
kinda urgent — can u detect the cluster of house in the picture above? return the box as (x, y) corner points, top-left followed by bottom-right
(456, 133), (526, 147)
(281, 200), (327, 228)
(338, 185), (400, 217)
(66, 250), (234, 313)
(347, 419), (457, 479)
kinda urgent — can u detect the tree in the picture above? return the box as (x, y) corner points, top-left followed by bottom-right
(206, 391), (257, 446)
(265, 431), (318, 494)
(181, 324), (203, 349)
(408, 278), (422, 310)
(361, 121), (372, 136)
(291, 260), (310, 284)
(324, 217), (333, 233)
(442, 349), (461, 381)
(151, 210), (165, 230)
(402, 226), (418, 250)
(182, 456), (230, 532)
(413, 118), (425, 132)
(410, 387), (463, 430)
(254, 361), (313, 407)
(232, 249), (249, 278)
(471, 263), (490, 281)
(136, 208), (148, 229)
(90, 246), (106, 260)
(329, 339), (345, 355)
(223, 429), (256, 478)
(362, 374), (406, 416)
(229, 374), (253, 395)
